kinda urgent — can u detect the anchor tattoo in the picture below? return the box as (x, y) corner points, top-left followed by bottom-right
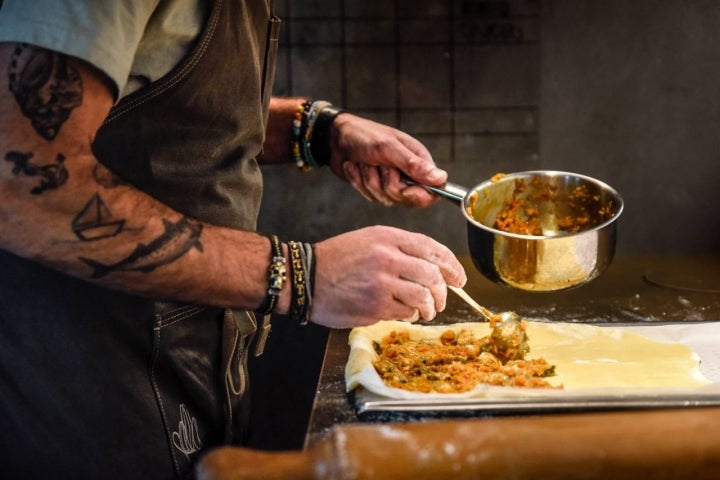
(4, 150), (68, 194)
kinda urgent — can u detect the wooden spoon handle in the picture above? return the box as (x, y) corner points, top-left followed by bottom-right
(448, 285), (494, 321)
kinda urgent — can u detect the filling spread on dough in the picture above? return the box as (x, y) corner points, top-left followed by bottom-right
(372, 316), (559, 394)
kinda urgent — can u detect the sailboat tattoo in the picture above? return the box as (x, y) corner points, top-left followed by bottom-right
(80, 217), (204, 278)
(72, 193), (125, 241)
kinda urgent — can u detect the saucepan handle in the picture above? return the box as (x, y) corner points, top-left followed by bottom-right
(402, 177), (468, 205)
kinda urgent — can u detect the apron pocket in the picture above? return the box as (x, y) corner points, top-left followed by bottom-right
(149, 304), (256, 478)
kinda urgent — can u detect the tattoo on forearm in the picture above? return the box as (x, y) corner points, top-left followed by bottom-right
(4, 150), (68, 194)
(8, 43), (83, 140)
(70, 164), (128, 240)
(72, 193), (126, 241)
(79, 217), (204, 278)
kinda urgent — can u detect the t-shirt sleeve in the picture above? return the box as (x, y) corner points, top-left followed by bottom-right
(0, 0), (159, 99)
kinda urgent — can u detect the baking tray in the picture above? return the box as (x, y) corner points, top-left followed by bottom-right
(351, 322), (720, 420)
(354, 388), (720, 420)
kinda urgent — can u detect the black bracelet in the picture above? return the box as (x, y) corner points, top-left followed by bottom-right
(301, 242), (316, 326)
(310, 105), (344, 167)
(257, 235), (286, 315)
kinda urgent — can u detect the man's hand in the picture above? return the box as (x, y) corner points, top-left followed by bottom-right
(309, 225), (467, 329)
(328, 113), (447, 208)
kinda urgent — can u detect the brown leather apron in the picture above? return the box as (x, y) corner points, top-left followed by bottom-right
(0, 1), (279, 478)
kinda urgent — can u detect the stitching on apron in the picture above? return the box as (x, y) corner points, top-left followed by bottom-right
(157, 304), (207, 329)
(150, 314), (182, 478)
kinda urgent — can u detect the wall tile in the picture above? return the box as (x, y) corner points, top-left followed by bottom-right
(399, 46), (451, 108)
(453, 0), (540, 17)
(344, 46), (397, 109)
(454, 45), (540, 107)
(400, 109), (453, 134)
(289, 47), (343, 101)
(413, 134), (454, 164)
(454, 17), (539, 43)
(345, 19), (396, 44)
(454, 134), (539, 171)
(289, 19), (342, 44)
(399, 19), (451, 43)
(454, 108), (538, 133)
(344, 1), (396, 18)
(287, 0), (340, 18)
(398, 0), (451, 17)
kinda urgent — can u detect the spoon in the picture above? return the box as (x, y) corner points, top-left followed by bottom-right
(447, 285), (524, 325)
(447, 285), (494, 321)
(447, 285), (530, 360)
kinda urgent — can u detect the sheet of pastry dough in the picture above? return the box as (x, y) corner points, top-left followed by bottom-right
(346, 320), (715, 401)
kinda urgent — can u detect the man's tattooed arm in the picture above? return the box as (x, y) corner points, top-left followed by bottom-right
(0, 43), (288, 313)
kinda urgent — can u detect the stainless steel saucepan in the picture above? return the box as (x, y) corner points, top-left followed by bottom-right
(411, 171), (624, 292)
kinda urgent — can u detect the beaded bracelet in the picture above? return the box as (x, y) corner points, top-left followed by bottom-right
(292, 101), (313, 172)
(292, 99), (344, 171)
(257, 234), (287, 316)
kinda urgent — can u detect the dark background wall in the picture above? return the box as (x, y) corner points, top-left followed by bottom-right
(540, 0), (720, 254)
(249, 0), (720, 451)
